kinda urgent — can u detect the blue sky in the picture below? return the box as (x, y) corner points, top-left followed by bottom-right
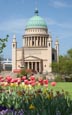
(0, 0), (72, 59)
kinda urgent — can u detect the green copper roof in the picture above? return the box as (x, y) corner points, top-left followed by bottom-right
(25, 9), (47, 29)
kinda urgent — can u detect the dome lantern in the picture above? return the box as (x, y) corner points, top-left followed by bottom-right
(34, 8), (39, 16)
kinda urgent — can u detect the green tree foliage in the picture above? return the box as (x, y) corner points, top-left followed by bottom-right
(0, 35), (9, 53)
(52, 49), (72, 75)
(0, 35), (9, 72)
(67, 48), (72, 59)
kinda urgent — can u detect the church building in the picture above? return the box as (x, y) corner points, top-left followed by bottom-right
(12, 9), (59, 73)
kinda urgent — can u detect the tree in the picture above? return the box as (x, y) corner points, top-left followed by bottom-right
(67, 49), (72, 59)
(0, 35), (9, 72)
(0, 35), (9, 53)
(52, 48), (72, 76)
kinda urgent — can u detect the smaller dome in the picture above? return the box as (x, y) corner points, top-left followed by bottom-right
(25, 9), (47, 29)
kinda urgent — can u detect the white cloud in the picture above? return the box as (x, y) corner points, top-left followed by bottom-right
(49, 0), (72, 8)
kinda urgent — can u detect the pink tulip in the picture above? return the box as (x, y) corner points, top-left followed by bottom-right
(0, 79), (5, 82)
(31, 82), (36, 86)
(24, 80), (29, 85)
(28, 80), (32, 84)
(51, 82), (56, 86)
(10, 79), (15, 83)
(0, 76), (3, 80)
(17, 79), (21, 84)
(21, 76), (26, 81)
(13, 69), (21, 73)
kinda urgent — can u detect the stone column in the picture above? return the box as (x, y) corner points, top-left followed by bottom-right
(39, 62), (41, 73)
(30, 37), (31, 47)
(36, 37), (38, 47)
(24, 37), (26, 46)
(28, 62), (29, 69)
(28, 38), (29, 47)
(42, 37), (44, 46)
(35, 37), (36, 46)
(26, 37), (28, 46)
(40, 37), (41, 47)
(35, 62), (37, 72)
(44, 37), (45, 47)
(31, 62), (33, 70)
(45, 38), (47, 47)
(25, 37), (27, 46)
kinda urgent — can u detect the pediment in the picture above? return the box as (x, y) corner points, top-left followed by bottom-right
(25, 56), (41, 61)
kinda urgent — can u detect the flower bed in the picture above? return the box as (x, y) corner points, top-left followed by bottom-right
(0, 75), (72, 115)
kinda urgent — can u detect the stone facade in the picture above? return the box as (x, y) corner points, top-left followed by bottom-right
(12, 9), (59, 73)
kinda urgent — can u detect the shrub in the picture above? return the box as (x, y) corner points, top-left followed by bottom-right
(17, 69), (32, 78)
(54, 75), (64, 82)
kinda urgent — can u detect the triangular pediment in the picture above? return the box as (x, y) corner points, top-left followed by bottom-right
(25, 56), (41, 61)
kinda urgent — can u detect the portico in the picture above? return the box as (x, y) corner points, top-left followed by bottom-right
(24, 56), (43, 72)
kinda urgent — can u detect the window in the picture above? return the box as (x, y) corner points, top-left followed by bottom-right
(32, 41), (34, 46)
(49, 43), (50, 47)
(13, 44), (15, 48)
(52, 53), (55, 61)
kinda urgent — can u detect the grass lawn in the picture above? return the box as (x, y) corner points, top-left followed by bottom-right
(49, 82), (72, 99)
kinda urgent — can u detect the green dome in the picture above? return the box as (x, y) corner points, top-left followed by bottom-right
(25, 9), (47, 29)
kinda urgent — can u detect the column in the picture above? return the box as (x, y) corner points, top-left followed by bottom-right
(42, 37), (44, 46)
(31, 62), (33, 70)
(28, 62), (29, 69)
(31, 37), (32, 47)
(44, 37), (46, 47)
(45, 38), (47, 47)
(25, 37), (27, 46)
(44, 37), (45, 47)
(36, 37), (38, 47)
(30, 37), (31, 47)
(35, 62), (37, 72)
(24, 37), (26, 46)
(39, 62), (41, 73)
(26, 37), (28, 46)
(28, 38), (29, 47)
(40, 37), (41, 47)
(34, 37), (35, 46)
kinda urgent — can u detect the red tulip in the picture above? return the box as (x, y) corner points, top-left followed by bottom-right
(51, 82), (56, 86)
(13, 78), (18, 82)
(30, 76), (35, 81)
(43, 79), (48, 85)
(39, 78), (43, 85)
(21, 76), (26, 81)
(6, 76), (12, 82)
